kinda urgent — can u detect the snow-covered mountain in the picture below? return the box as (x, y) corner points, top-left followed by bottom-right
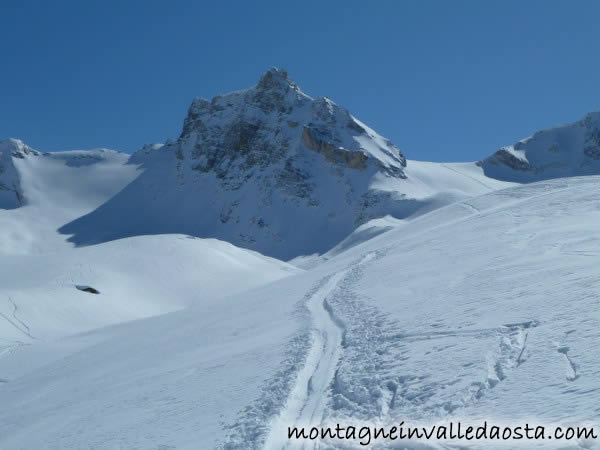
(480, 111), (600, 181)
(57, 68), (411, 259)
(1, 70), (600, 449)
(0, 141), (140, 254)
(58, 69), (506, 260)
(0, 139), (38, 209)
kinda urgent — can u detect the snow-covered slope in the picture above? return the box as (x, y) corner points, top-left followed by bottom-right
(291, 161), (513, 267)
(2, 71), (599, 450)
(0, 139), (298, 346)
(0, 235), (299, 343)
(58, 69), (512, 260)
(480, 111), (600, 181)
(1, 176), (598, 449)
(0, 141), (140, 254)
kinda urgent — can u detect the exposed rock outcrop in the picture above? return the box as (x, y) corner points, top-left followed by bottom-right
(0, 139), (39, 209)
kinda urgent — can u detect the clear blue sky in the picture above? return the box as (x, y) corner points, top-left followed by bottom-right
(1, 0), (599, 162)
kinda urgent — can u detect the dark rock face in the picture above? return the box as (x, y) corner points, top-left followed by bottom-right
(483, 148), (534, 172)
(175, 68), (405, 181)
(0, 139), (39, 209)
(583, 120), (600, 160)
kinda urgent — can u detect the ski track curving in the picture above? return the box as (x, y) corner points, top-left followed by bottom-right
(263, 253), (376, 450)
(0, 296), (35, 340)
(0, 297), (35, 385)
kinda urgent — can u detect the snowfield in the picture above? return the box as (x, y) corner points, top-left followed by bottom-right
(1, 73), (599, 449)
(0, 143), (139, 254)
(0, 175), (598, 449)
(0, 140), (298, 344)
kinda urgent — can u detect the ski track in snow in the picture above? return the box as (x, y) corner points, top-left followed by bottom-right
(1, 176), (596, 449)
(0, 297), (34, 385)
(0, 296), (35, 341)
(261, 250), (540, 449)
(263, 253), (376, 450)
(440, 163), (495, 190)
(262, 183), (581, 449)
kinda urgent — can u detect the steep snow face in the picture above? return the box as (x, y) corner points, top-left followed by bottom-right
(0, 139), (39, 209)
(59, 69), (413, 260)
(480, 112), (600, 181)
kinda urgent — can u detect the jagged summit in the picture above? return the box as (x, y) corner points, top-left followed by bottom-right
(175, 68), (406, 176)
(256, 67), (300, 92)
(0, 138), (39, 158)
(480, 111), (600, 181)
(64, 69), (411, 259)
(181, 68), (307, 139)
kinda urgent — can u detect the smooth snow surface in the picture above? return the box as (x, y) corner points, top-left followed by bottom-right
(1, 176), (598, 449)
(0, 235), (299, 342)
(0, 144), (139, 254)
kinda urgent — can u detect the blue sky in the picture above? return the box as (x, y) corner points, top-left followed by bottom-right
(1, 0), (599, 162)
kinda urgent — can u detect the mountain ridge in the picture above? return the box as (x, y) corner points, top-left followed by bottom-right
(480, 110), (600, 181)
(56, 69), (429, 259)
(3, 70), (599, 259)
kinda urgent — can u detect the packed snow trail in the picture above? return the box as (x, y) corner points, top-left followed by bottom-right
(263, 273), (345, 450)
(0, 297), (35, 341)
(264, 254), (376, 450)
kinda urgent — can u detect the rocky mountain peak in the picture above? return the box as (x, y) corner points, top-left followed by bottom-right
(176, 69), (406, 177)
(0, 138), (39, 159)
(256, 67), (297, 92)
(0, 138), (39, 209)
(71, 70), (410, 259)
(480, 111), (600, 181)
(581, 111), (600, 129)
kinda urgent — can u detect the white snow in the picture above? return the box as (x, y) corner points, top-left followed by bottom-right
(0, 175), (598, 449)
(0, 142), (299, 347)
(0, 235), (299, 343)
(1, 80), (599, 450)
(481, 111), (600, 181)
(0, 145), (139, 254)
